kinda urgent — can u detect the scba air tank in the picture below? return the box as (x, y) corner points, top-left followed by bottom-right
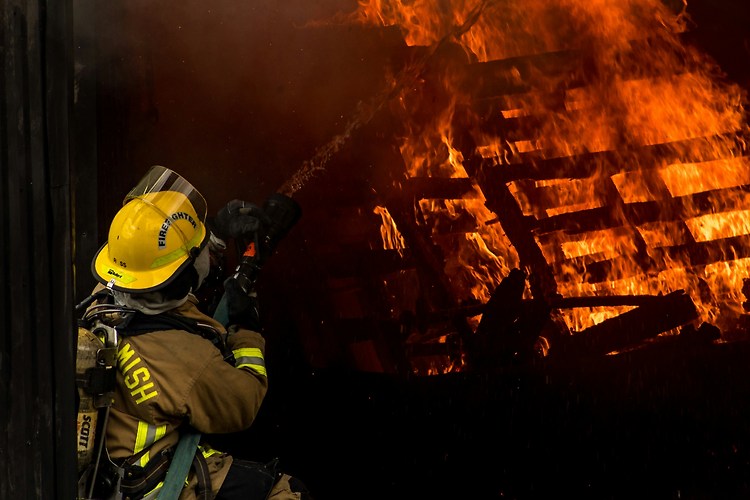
(76, 325), (103, 473)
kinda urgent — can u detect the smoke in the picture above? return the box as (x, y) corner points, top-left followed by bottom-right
(80, 0), (397, 209)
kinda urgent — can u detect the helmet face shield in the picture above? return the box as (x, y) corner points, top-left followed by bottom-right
(92, 166), (209, 293)
(124, 165), (207, 223)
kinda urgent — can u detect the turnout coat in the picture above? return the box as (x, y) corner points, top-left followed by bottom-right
(104, 293), (268, 499)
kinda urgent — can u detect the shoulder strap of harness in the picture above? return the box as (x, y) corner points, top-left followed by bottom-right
(117, 310), (233, 364)
(117, 311), (203, 336)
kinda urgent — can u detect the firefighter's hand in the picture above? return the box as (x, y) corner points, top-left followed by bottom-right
(223, 276), (261, 332)
(212, 199), (270, 241)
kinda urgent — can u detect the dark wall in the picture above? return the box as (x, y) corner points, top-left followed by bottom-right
(70, 0), (405, 298)
(683, 0), (750, 89)
(0, 0), (76, 498)
(87, 2), (375, 211)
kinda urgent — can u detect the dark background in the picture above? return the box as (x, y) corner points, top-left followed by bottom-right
(73, 1), (750, 498)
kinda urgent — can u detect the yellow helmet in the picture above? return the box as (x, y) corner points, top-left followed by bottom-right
(92, 166), (208, 293)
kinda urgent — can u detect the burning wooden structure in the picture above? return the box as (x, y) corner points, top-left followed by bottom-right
(277, 0), (750, 376)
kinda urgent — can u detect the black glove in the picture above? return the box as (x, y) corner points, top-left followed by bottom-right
(223, 276), (261, 331)
(212, 199), (270, 241)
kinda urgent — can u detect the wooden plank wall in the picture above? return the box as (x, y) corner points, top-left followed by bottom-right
(0, 0), (77, 498)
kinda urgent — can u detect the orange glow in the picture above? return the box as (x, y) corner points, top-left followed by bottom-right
(374, 205), (407, 256)
(660, 158), (750, 197)
(348, 0), (750, 374)
(685, 211), (750, 242)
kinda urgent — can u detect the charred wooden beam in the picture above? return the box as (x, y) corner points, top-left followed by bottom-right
(490, 172), (659, 278)
(477, 131), (749, 182)
(462, 48), (581, 98)
(546, 253), (650, 284)
(551, 229), (750, 285)
(451, 121), (559, 301)
(463, 32), (691, 98)
(477, 109), (585, 144)
(404, 292), (697, 324)
(650, 233), (750, 268)
(533, 205), (620, 234)
(361, 121), (478, 342)
(463, 154), (560, 301)
(552, 290), (699, 357)
(386, 196), (467, 305)
(428, 213), (481, 236)
(548, 294), (687, 308)
(625, 185), (750, 222)
(572, 176), (657, 274)
(532, 185), (750, 235)
(532, 204), (697, 238)
(552, 254), (652, 285)
(403, 177), (479, 200)
(506, 178), (599, 217)
(507, 148), (677, 219)
(464, 269), (555, 370)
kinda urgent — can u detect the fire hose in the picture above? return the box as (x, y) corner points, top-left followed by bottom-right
(212, 192), (302, 327)
(158, 193), (301, 500)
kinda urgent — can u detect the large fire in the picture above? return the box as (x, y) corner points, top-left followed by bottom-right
(350, 0), (749, 371)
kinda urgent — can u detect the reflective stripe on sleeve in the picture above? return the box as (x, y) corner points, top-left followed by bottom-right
(199, 444), (221, 458)
(141, 481), (164, 500)
(134, 421), (167, 466)
(232, 347), (267, 377)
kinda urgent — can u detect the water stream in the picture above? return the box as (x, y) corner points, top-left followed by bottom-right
(277, 0), (496, 197)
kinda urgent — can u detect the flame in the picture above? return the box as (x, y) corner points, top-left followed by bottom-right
(660, 158), (750, 197)
(348, 0), (750, 373)
(685, 211), (750, 242)
(374, 205), (407, 256)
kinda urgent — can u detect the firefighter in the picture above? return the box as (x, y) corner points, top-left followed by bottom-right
(86, 165), (311, 499)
